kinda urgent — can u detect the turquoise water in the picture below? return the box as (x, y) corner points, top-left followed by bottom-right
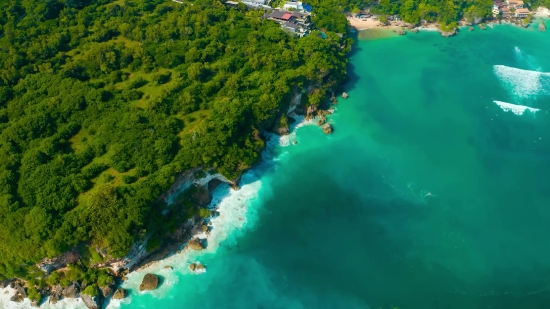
(118, 24), (550, 309)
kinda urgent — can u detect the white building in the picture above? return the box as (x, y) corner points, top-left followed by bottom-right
(283, 1), (303, 11)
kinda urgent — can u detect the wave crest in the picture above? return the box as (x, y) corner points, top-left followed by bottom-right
(493, 100), (540, 115)
(493, 65), (550, 98)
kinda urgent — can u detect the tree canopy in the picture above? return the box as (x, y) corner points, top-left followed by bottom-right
(0, 0), (349, 279)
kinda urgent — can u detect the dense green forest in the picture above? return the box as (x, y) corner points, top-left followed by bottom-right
(0, 0), (349, 281)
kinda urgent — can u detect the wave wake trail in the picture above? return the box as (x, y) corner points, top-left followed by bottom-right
(493, 100), (540, 115)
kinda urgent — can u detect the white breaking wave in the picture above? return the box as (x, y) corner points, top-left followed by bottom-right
(493, 65), (550, 98)
(493, 100), (540, 115)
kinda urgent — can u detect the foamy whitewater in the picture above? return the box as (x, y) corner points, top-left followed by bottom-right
(493, 65), (550, 99)
(493, 100), (540, 115)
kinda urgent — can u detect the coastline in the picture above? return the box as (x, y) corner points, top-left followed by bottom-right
(0, 89), (337, 308)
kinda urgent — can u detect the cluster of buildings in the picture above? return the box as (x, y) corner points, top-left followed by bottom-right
(264, 9), (312, 36)
(492, 0), (531, 18)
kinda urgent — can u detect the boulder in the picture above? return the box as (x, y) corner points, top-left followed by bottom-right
(479, 23), (486, 30)
(321, 123), (332, 134)
(201, 223), (210, 234)
(164, 265), (173, 270)
(49, 294), (59, 304)
(342, 92), (348, 99)
(187, 238), (205, 250)
(412, 28), (419, 33)
(539, 21), (546, 32)
(397, 29), (406, 35)
(81, 293), (101, 309)
(139, 273), (159, 291)
(468, 26), (474, 31)
(112, 288), (127, 300)
(10, 286), (27, 302)
(62, 282), (79, 298)
(189, 262), (206, 273)
(31, 300), (40, 307)
(317, 115), (326, 126)
(101, 285), (114, 298)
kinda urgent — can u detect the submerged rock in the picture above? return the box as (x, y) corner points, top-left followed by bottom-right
(112, 288), (127, 299)
(397, 29), (406, 35)
(468, 26), (474, 31)
(539, 21), (546, 31)
(139, 273), (159, 291)
(342, 92), (348, 99)
(412, 28), (419, 33)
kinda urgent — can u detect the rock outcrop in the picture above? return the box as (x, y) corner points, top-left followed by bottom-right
(539, 21), (546, 32)
(342, 92), (348, 99)
(100, 285), (114, 298)
(81, 293), (101, 309)
(189, 262), (206, 273)
(321, 123), (332, 134)
(412, 28), (419, 33)
(440, 28), (457, 37)
(10, 286), (26, 302)
(397, 29), (406, 35)
(49, 294), (60, 304)
(62, 282), (79, 298)
(113, 288), (127, 299)
(468, 26), (474, 31)
(139, 273), (159, 291)
(186, 238), (205, 250)
(479, 23), (486, 30)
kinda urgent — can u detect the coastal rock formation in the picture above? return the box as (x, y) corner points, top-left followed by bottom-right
(322, 123), (332, 134)
(189, 262), (206, 273)
(139, 273), (159, 291)
(187, 238), (205, 250)
(440, 28), (457, 37)
(100, 285), (114, 298)
(31, 300), (40, 307)
(342, 92), (348, 99)
(479, 23), (486, 30)
(397, 29), (406, 35)
(81, 293), (101, 309)
(113, 288), (127, 299)
(49, 294), (59, 304)
(164, 265), (173, 270)
(10, 286), (26, 302)
(317, 114), (326, 126)
(62, 282), (79, 298)
(412, 28), (419, 33)
(468, 26), (474, 31)
(539, 21), (546, 32)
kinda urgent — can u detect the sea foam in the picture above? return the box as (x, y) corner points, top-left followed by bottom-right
(493, 100), (540, 115)
(493, 65), (550, 98)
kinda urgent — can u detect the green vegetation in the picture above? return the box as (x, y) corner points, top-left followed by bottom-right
(82, 284), (99, 297)
(0, 0), (349, 280)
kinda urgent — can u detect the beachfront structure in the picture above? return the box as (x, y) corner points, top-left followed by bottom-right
(500, 6), (511, 17)
(492, 6), (500, 16)
(507, 0), (524, 9)
(515, 7), (530, 17)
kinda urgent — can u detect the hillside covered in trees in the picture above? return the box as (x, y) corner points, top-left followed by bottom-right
(0, 0), (349, 283)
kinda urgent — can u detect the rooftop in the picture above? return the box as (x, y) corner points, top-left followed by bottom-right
(281, 13), (293, 20)
(515, 7), (530, 13)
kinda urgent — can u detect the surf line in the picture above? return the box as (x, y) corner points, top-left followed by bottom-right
(493, 100), (540, 116)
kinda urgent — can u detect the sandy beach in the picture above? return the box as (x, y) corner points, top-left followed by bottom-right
(347, 16), (439, 32)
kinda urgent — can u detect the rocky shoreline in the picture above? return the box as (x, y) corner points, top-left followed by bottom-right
(0, 86), (344, 309)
